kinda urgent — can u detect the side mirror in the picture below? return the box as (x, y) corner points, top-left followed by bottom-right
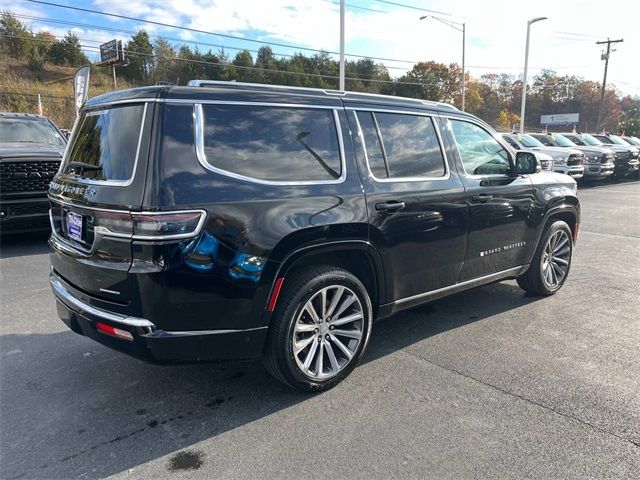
(515, 151), (541, 175)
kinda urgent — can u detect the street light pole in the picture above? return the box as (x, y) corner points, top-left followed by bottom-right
(339, 0), (345, 91)
(461, 22), (466, 111)
(519, 16), (548, 134)
(419, 15), (466, 111)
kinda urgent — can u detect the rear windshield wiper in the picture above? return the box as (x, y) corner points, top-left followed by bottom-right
(67, 161), (102, 175)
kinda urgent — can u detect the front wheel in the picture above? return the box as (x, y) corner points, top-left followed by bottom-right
(517, 220), (573, 296)
(262, 266), (373, 392)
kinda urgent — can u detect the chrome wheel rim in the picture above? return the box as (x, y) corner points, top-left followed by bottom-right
(292, 285), (364, 380)
(541, 229), (571, 288)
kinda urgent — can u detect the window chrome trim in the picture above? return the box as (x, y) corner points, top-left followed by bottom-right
(352, 109), (451, 183)
(57, 102), (148, 187)
(443, 115), (516, 178)
(194, 103), (347, 186)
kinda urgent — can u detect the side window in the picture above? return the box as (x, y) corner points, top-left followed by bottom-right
(535, 135), (553, 146)
(357, 111), (446, 179)
(504, 136), (520, 150)
(199, 105), (341, 182)
(449, 119), (511, 176)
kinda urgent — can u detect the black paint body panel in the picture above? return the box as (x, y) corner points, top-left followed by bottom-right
(49, 84), (580, 362)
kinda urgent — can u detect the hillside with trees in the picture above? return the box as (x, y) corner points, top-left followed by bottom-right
(1, 12), (638, 134)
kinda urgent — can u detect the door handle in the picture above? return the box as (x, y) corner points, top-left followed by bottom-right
(375, 201), (406, 211)
(471, 194), (493, 203)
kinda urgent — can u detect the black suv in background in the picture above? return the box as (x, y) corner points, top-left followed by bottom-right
(49, 82), (579, 391)
(0, 113), (67, 234)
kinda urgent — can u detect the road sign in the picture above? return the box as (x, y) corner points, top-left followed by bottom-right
(540, 113), (580, 126)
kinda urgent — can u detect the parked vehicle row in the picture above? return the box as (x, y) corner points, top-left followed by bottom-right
(531, 131), (639, 180)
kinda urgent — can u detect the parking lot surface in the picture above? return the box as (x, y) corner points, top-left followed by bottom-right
(1, 180), (639, 479)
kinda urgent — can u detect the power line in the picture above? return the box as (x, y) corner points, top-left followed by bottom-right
(0, 32), (437, 88)
(14, 13), (594, 74)
(318, 0), (386, 13)
(368, 0), (452, 15)
(23, 0), (421, 64)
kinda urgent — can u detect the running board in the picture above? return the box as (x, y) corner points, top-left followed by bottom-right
(390, 266), (526, 313)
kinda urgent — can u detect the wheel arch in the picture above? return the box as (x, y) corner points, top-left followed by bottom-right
(266, 240), (386, 318)
(526, 203), (579, 266)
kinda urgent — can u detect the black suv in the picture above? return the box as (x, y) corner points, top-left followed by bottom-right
(49, 81), (580, 391)
(1, 113), (67, 234)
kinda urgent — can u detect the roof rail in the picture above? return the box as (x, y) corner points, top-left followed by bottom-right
(186, 79), (458, 111)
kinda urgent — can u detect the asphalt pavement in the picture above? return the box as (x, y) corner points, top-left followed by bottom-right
(1, 179), (639, 479)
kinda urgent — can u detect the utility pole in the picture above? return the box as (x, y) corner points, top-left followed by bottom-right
(339, 0), (345, 91)
(596, 38), (623, 132)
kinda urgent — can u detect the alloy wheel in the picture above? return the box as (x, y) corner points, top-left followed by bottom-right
(292, 285), (364, 380)
(541, 229), (571, 288)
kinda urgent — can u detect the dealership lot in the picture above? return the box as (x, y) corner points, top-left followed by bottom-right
(1, 180), (639, 479)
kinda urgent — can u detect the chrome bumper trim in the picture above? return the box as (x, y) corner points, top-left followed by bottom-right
(50, 274), (156, 329)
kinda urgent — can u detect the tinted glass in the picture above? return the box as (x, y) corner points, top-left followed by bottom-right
(201, 106), (341, 182)
(580, 134), (603, 146)
(0, 118), (66, 146)
(519, 134), (545, 148)
(449, 120), (511, 175)
(370, 112), (445, 178)
(532, 134), (554, 146)
(503, 135), (520, 150)
(564, 134), (585, 145)
(608, 135), (629, 146)
(355, 111), (388, 178)
(61, 104), (145, 181)
(550, 134), (576, 147)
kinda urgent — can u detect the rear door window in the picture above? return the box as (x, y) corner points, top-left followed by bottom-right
(60, 104), (146, 182)
(199, 105), (342, 183)
(356, 111), (446, 179)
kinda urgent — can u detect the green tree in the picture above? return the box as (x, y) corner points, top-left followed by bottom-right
(48, 31), (88, 66)
(0, 11), (32, 58)
(122, 30), (153, 82)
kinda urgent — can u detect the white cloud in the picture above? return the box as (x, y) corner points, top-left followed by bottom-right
(14, 0), (638, 95)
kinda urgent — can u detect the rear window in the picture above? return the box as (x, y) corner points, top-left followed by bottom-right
(199, 105), (342, 183)
(60, 104), (145, 182)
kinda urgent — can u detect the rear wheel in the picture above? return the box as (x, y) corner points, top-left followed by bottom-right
(517, 220), (573, 296)
(262, 266), (372, 392)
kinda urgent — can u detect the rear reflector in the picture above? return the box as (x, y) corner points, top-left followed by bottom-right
(267, 277), (285, 312)
(96, 322), (134, 341)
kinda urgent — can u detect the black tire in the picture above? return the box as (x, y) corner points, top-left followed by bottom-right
(517, 220), (573, 296)
(262, 265), (373, 392)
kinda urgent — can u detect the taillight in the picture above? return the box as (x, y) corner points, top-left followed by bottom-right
(133, 211), (205, 239)
(94, 210), (206, 240)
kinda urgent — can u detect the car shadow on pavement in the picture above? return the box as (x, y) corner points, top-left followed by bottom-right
(0, 231), (50, 258)
(0, 281), (541, 479)
(578, 177), (639, 189)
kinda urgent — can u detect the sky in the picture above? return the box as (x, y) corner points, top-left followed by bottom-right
(4, 0), (640, 96)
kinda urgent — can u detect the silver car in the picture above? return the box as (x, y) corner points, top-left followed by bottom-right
(501, 133), (583, 178)
(556, 133), (615, 180)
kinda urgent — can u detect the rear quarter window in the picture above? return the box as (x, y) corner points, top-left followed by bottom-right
(197, 105), (342, 183)
(60, 104), (146, 182)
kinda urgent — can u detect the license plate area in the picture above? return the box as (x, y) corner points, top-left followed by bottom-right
(66, 211), (83, 242)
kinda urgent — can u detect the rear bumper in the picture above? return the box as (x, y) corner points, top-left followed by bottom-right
(50, 271), (267, 363)
(0, 197), (50, 234)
